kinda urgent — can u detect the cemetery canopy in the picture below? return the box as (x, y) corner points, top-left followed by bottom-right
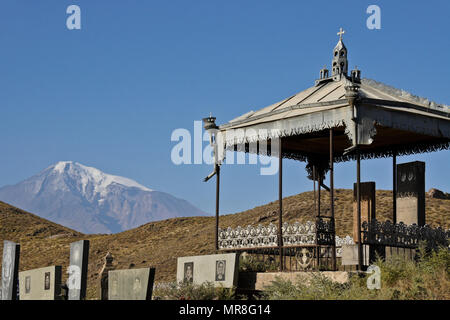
(218, 37), (450, 163)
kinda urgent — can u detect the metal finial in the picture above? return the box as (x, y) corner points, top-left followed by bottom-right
(337, 27), (345, 40)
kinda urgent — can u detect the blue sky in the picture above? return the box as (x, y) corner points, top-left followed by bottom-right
(0, 1), (449, 215)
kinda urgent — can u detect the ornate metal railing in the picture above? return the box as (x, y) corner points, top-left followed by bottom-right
(218, 219), (353, 256)
(362, 219), (449, 249)
(219, 218), (449, 272)
(218, 219), (338, 249)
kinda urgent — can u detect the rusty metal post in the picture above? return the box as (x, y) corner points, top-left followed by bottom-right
(393, 150), (397, 224)
(278, 140), (284, 271)
(318, 177), (321, 217)
(356, 150), (363, 270)
(313, 166), (316, 216)
(313, 165), (320, 270)
(215, 164), (220, 252)
(330, 129), (337, 271)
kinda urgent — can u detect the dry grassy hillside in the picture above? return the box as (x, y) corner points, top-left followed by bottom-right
(0, 190), (449, 299)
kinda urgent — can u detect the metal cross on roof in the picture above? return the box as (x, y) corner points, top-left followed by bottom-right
(337, 27), (345, 40)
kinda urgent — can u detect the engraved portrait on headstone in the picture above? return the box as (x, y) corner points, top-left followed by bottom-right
(2, 244), (12, 290)
(25, 276), (31, 294)
(215, 260), (226, 281)
(109, 274), (118, 299)
(1, 240), (20, 300)
(44, 272), (51, 290)
(68, 240), (89, 300)
(108, 268), (155, 300)
(183, 262), (194, 283)
(133, 277), (142, 300)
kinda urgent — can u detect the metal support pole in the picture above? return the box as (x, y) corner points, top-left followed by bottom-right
(356, 150), (363, 270)
(278, 140), (284, 271)
(313, 166), (316, 217)
(330, 129), (336, 271)
(318, 177), (321, 217)
(313, 165), (320, 269)
(215, 164), (220, 252)
(393, 150), (397, 224)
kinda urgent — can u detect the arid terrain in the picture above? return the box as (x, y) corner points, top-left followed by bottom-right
(1, 189), (448, 299)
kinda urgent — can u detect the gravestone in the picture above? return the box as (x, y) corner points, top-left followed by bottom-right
(176, 253), (239, 288)
(353, 182), (376, 242)
(1, 240), (20, 300)
(385, 246), (416, 262)
(341, 244), (370, 266)
(68, 240), (90, 300)
(99, 252), (114, 300)
(19, 266), (62, 300)
(108, 267), (155, 300)
(396, 161), (425, 226)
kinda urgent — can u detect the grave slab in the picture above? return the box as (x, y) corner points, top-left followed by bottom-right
(108, 267), (155, 300)
(341, 244), (370, 266)
(396, 161), (425, 226)
(19, 266), (62, 300)
(353, 182), (376, 241)
(385, 246), (416, 262)
(177, 253), (239, 288)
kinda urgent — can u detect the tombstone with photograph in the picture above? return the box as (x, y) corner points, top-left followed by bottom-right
(177, 253), (238, 288)
(19, 266), (62, 300)
(108, 267), (155, 300)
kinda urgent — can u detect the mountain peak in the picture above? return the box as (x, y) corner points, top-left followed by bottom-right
(49, 161), (153, 196)
(0, 162), (206, 234)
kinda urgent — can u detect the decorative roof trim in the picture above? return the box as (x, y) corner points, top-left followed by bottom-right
(220, 99), (348, 130)
(361, 98), (450, 119)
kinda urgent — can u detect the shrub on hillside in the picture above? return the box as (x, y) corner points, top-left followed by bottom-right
(153, 281), (235, 300)
(261, 246), (449, 300)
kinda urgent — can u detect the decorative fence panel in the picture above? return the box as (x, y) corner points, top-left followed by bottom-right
(362, 219), (449, 249)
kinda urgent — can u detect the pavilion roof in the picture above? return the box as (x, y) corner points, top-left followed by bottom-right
(216, 34), (449, 163)
(218, 76), (449, 162)
(221, 77), (449, 131)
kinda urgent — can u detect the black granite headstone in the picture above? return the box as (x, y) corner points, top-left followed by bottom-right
(68, 240), (89, 300)
(1, 240), (20, 300)
(396, 161), (425, 226)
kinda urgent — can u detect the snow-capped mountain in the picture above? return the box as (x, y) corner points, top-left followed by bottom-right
(0, 161), (207, 234)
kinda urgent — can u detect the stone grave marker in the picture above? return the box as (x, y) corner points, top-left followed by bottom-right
(385, 246), (416, 262)
(68, 240), (90, 300)
(19, 266), (62, 300)
(99, 252), (114, 300)
(176, 253), (239, 288)
(108, 267), (155, 300)
(341, 244), (370, 266)
(353, 182), (376, 242)
(396, 161), (425, 226)
(1, 240), (20, 300)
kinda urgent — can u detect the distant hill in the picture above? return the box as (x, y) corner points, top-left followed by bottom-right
(0, 161), (207, 234)
(0, 189), (448, 299)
